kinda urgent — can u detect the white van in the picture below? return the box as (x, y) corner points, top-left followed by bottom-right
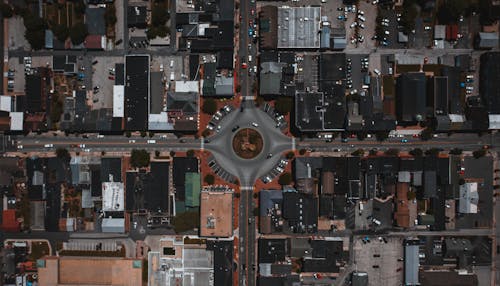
(147, 140), (156, 144)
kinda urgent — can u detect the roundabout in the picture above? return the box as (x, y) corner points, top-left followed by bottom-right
(232, 128), (264, 159)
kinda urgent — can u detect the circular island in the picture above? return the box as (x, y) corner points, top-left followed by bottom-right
(232, 128), (264, 159)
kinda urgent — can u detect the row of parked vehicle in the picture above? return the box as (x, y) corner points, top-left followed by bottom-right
(260, 158), (288, 184)
(207, 105), (234, 132)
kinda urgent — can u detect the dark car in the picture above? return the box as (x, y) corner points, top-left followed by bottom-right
(232, 125), (240, 132)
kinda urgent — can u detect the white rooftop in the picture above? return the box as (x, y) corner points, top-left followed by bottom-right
(175, 81), (199, 93)
(113, 85), (124, 118)
(102, 182), (125, 212)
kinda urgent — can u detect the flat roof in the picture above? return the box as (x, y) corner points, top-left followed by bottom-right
(200, 190), (233, 237)
(113, 85), (124, 117)
(405, 244), (419, 286)
(102, 182), (125, 212)
(277, 7), (321, 49)
(150, 72), (164, 114)
(125, 55), (149, 130)
(39, 257), (142, 286)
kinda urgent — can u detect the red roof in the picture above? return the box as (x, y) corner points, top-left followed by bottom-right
(1, 210), (20, 232)
(84, 35), (105, 50)
(446, 25), (458, 41)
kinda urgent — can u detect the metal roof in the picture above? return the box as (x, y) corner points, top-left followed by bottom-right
(277, 7), (321, 49)
(404, 244), (419, 286)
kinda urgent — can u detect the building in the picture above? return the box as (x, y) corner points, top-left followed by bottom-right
(86, 7), (106, 35)
(38, 256), (142, 286)
(148, 236), (217, 286)
(102, 182), (124, 212)
(125, 55), (149, 131)
(259, 6), (278, 50)
(295, 90), (346, 132)
(475, 32), (499, 49)
(277, 7), (321, 49)
(199, 187), (233, 237)
(480, 52), (500, 114)
(259, 190), (284, 234)
(404, 241), (420, 286)
(127, 5), (147, 28)
(397, 72), (427, 123)
(459, 181), (479, 214)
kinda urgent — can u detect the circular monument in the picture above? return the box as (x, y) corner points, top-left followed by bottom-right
(232, 128), (264, 159)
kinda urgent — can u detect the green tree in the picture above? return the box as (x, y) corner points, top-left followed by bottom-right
(0, 3), (13, 18)
(140, 131), (147, 137)
(149, 132), (155, 138)
(125, 131), (131, 138)
(151, 5), (169, 26)
(351, 149), (364, 157)
(202, 129), (210, 137)
(356, 132), (367, 141)
(105, 4), (117, 27)
(69, 22), (88, 45)
(278, 173), (292, 186)
(130, 149), (150, 168)
(449, 148), (463, 155)
(56, 148), (70, 162)
(286, 151), (295, 160)
(24, 16), (46, 50)
(74, 0), (86, 15)
(155, 150), (160, 157)
(420, 128), (434, 141)
(52, 24), (69, 41)
(299, 149), (307, 155)
(204, 174), (215, 185)
(425, 148), (442, 157)
(385, 148), (400, 157)
(274, 97), (293, 115)
(186, 150), (195, 157)
(369, 149), (378, 156)
(409, 148), (423, 157)
(472, 149), (487, 159)
(202, 98), (218, 115)
(375, 131), (389, 142)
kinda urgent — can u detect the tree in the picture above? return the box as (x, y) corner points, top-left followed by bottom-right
(155, 150), (160, 157)
(437, 0), (468, 24)
(204, 174), (215, 185)
(170, 151), (176, 157)
(286, 151), (295, 160)
(278, 173), (292, 186)
(409, 148), (423, 157)
(149, 132), (155, 138)
(299, 149), (307, 155)
(52, 24), (69, 41)
(375, 131), (389, 142)
(202, 98), (218, 115)
(400, 0), (419, 33)
(202, 129), (210, 137)
(130, 149), (150, 168)
(0, 3), (13, 18)
(369, 149), (378, 156)
(425, 148), (442, 157)
(472, 149), (487, 159)
(140, 131), (147, 137)
(125, 131), (131, 138)
(449, 148), (463, 155)
(101, 151), (106, 156)
(186, 150), (195, 157)
(74, 0), (86, 15)
(104, 4), (117, 27)
(274, 97), (293, 115)
(69, 22), (88, 45)
(151, 4), (169, 27)
(235, 85), (241, 93)
(385, 148), (400, 157)
(356, 131), (367, 141)
(351, 149), (364, 157)
(24, 16), (46, 50)
(56, 148), (70, 163)
(420, 128), (434, 141)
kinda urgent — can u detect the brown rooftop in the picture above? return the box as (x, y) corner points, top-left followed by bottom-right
(200, 190), (233, 237)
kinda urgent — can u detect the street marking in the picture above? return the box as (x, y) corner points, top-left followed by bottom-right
(200, 137), (204, 150)
(292, 137), (296, 151)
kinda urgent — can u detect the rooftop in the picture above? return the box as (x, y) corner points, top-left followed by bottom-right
(277, 7), (321, 49)
(200, 189), (233, 237)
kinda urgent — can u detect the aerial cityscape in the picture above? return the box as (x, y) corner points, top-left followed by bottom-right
(0, 0), (499, 286)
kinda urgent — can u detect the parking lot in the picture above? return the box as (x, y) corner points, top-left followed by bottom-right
(7, 17), (29, 51)
(90, 56), (123, 110)
(346, 54), (369, 92)
(378, 9), (406, 49)
(150, 55), (185, 84)
(353, 235), (404, 286)
(114, 0), (125, 49)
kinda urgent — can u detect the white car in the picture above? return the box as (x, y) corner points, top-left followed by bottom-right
(79, 144), (85, 148)
(251, 122), (259, 127)
(17, 145), (23, 150)
(350, 22), (357, 28)
(44, 144), (53, 148)
(129, 140), (136, 143)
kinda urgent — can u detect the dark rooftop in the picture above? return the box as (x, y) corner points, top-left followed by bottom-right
(125, 55), (149, 131)
(258, 239), (287, 263)
(396, 72), (426, 122)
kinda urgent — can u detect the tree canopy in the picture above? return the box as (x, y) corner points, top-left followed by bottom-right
(274, 97), (293, 115)
(69, 22), (88, 45)
(130, 149), (150, 168)
(202, 98), (218, 115)
(278, 173), (292, 186)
